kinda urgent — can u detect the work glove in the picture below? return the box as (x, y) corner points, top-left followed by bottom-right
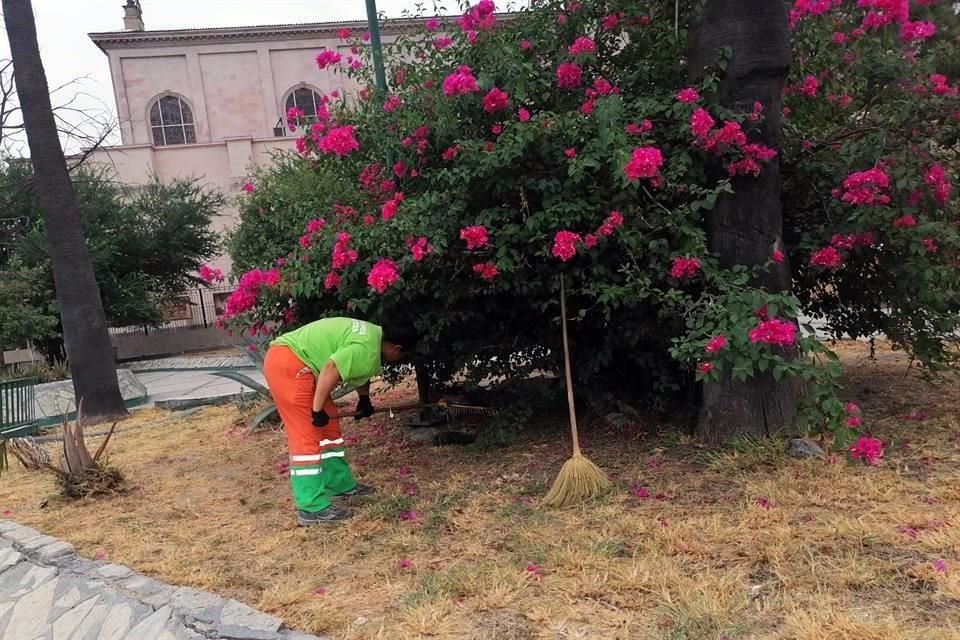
(355, 395), (375, 420)
(312, 409), (330, 427)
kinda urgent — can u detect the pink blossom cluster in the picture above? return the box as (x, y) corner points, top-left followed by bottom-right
(433, 36), (454, 51)
(601, 12), (623, 30)
(358, 163), (393, 200)
(676, 87), (700, 103)
(893, 214), (916, 228)
(850, 436), (884, 465)
(900, 20), (936, 42)
(241, 182), (255, 193)
(809, 246), (843, 269)
(623, 146), (664, 183)
(331, 233), (358, 270)
(473, 262), (499, 280)
(596, 210), (623, 237)
(552, 230), (581, 261)
(690, 108), (715, 138)
(788, 0), (842, 29)
(697, 361), (713, 374)
(670, 257), (701, 279)
(830, 232), (875, 250)
(924, 164), (951, 205)
(317, 125), (360, 157)
(305, 218), (326, 234)
(407, 236), (433, 262)
(845, 402), (863, 428)
(198, 264), (224, 284)
(367, 258), (400, 294)
(835, 167), (890, 205)
(460, 225), (489, 250)
(482, 87), (510, 113)
(801, 75), (819, 97)
(625, 120), (653, 135)
(727, 143), (778, 177)
(857, 0), (909, 30)
(457, 0), (496, 33)
(286, 106), (304, 132)
(381, 192), (404, 221)
(929, 74), (956, 96)
(568, 36), (596, 56)
(556, 62), (583, 89)
(705, 335), (727, 354)
(442, 145), (460, 161)
(425, 18), (440, 32)
(221, 268), (281, 319)
(315, 49), (342, 70)
(922, 237), (938, 253)
(442, 66), (481, 96)
(383, 95), (402, 113)
(324, 272), (341, 290)
(401, 125), (431, 157)
(748, 318), (797, 347)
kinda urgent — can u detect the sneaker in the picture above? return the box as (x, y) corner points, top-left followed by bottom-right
(296, 505), (353, 526)
(333, 483), (376, 499)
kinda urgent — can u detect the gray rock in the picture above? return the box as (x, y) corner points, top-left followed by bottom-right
(786, 437), (826, 459)
(33, 541), (75, 563)
(2, 574), (58, 639)
(97, 602), (135, 640)
(119, 575), (174, 609)
(217, 599), (282, 639)
(68, 601), (110, 640)
(280, 631), (328, 640)
(0, 601), (15, 639)
(0, 521), (19, 534)
(54, 586), (84, 609)
(3, 525), (44, 546)
(169, 586), (225, 624)
(0, 562), (56, 599)
(50, 595), (99, 640)
(19, 534), (59, 552)
(0, 548), (22, 574)
(122, 605), (172, 640)
(95, 564), (133, 580)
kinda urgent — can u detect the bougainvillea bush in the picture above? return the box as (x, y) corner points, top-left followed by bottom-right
(224, 0), (958, 449)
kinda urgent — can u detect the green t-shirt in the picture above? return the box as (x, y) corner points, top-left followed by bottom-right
(272, 318), (382, 387)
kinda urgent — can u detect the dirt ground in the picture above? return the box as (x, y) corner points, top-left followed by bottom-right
(1, 340), (958, 639)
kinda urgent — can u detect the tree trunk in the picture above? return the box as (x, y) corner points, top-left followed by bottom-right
(688, 0), (798, 443)
(3, 0), (127, 423)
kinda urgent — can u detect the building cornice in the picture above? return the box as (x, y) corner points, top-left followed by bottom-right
(88, 17), (431, 53)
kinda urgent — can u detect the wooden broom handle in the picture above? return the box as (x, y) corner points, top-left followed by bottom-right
(560, 274), (581, 456)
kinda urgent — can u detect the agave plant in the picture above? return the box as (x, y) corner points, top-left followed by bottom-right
(48, 400), (123, 499)
(217, 336), (354, 434)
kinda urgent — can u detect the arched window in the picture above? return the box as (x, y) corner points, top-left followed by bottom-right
(284, 86), (324, 118)
(149, 95), (196, 146)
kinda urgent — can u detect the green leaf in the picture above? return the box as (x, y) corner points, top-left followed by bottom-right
(211, 371), (270, 397)
(248, 404), (280, 433)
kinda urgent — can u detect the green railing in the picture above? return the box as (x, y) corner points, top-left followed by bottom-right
(0, 377), (39, 438)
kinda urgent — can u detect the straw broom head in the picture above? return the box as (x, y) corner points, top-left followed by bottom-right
(542, 273), (610, 508)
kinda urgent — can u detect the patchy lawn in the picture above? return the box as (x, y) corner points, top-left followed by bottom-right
(1, 341), (959, 639)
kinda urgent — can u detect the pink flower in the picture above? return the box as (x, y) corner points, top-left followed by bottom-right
(425, 18), (440, 31)
(408, 236), (432, 262)
(441, 145), (460, 161)
(396, 559), (413, 570)
(630, 484), (650, 498)
(520, 39), (532, 50)
(754, 497), (774, 510)
(849, 436), (884, 465)
(705, 335), (727, 354)
(312, 586), (327, 596)
(460, 225), (489, 250)
(473, 262), (499, 280)
(332, 233), (358, 270)
(676, 87), (700, 103)
(748, 319), (797, 347)
(241, 182), (255, 193)
(934, 560), (948, 574)
(568, 36), (597, 56)
(518, 107), (531, 122)
(924, 164), (951, 205)
(433, 36), (454, 50)
(565, 148), (577, 158)
(398, 510), (418, 522)
(323, 272), (340, 290)
(892, 214), (917, 228)
(809, 246), (843, 269)
(690, 108), (716, 139)
(601, 14), (620, 30)
(900, 20), (936, 42)
(94, 550), (106, 560)
(442, 65), (481, 97)
(846, 416), (863, 428)
(623, 146), (664, 182)
(305, 218), (325, 234)
(845, 402), (860, 415)
(800, 74), (819, 98)
(482, 87), (510, 113)
(398, 466), (411, 476)
(318, 126), (360, 156)
(922, 237), (938, 253)
(670, 257), (701, 279)
(198, 264), (224, 284)
(584, 233), (597, 248)
(337, 28), (352, 40)
(771, 250), (785, 264)
(367, 258), (400, 294)
(697, 361), (713, 375)
(552, 230), (581, 262)
(315, 49), (342, 70)
(525, 563), (544, 580)
(838, 167), (890, 206)
(556, 62), (583, 89)
(381, 199), (399, 221)
(220, 268), (281, 319)
(383, 94), (402, 113)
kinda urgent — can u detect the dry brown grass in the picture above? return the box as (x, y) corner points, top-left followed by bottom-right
(1, 341), (959, 639)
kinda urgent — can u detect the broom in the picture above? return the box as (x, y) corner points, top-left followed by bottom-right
(542, 274), (611, 507)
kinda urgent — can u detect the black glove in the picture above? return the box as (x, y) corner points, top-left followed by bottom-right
(355, 395), (375, 420)
(312, 409), (329, 427)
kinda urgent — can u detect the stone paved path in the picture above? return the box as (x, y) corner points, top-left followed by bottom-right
(128, 355), (255, 372)
(136, 370), (266, 409)
(0, 520), (324, 640)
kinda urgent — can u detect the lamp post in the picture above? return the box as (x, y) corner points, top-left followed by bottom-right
(365, 0), (388, 92)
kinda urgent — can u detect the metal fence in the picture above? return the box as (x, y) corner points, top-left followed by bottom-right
(0, 377), (38, 438)
(107, 285), (235, 337)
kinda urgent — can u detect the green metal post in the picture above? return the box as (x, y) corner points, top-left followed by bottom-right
(365, 0), (388, 92)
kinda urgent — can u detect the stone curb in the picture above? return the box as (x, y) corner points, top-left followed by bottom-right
(0, 519), (327, 640)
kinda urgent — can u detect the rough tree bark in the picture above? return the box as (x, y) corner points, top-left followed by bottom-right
(3, 0), (127, 422)
(688, 0), (799, 443)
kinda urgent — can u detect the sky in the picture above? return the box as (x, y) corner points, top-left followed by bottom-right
(0, 0), (492, 153)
